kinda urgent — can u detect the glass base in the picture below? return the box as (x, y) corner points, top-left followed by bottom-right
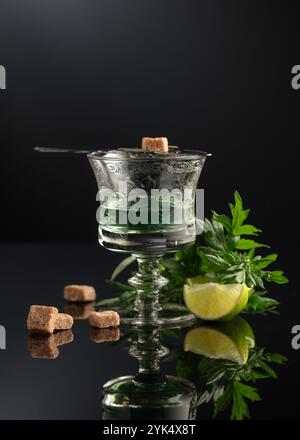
(96, 253), (198, 328)
(102, 374), (197, 420)
(99, 225), (196, 254)
(119, 303), (197, 328)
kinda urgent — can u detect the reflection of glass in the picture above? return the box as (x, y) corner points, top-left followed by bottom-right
(102, 317), (287, 420)
(88, 148), (209, 326)
(102, 324), (197, 420)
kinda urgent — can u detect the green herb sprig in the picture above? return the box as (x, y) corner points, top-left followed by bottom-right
(162, 191), (288, 312)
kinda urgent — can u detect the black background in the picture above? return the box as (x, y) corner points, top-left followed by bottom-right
(0, 0), (299, 420)
(0, 0), (299, 250)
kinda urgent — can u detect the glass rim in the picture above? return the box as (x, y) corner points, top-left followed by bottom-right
(87, 149), (211, 161)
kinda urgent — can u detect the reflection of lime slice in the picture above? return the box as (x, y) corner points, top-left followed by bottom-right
(184, 317), (255, 364)
(183, 282), (249, 321)
(234, 316), (255, 348)
(186, 275), (209, 286)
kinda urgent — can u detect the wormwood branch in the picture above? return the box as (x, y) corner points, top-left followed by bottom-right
(162, 191), (288, 312)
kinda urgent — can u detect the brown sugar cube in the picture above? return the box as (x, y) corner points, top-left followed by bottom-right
(55, 313), (73, 330)
(64, 285), (96, 302)
(142, 137), (168, 153)
(64, 301), (95, 320)
(28, 334), (59, 359)
(53, 330), (74, 346)
(90, 327), (120, 343)
(27, 305), (59, 334)
(89, 310), (120, 329)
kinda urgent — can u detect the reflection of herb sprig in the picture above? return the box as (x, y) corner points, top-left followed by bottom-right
(198, 348), (287, 420)
(163, 338), (287, 420)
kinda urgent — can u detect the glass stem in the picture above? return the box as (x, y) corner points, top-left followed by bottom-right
(128, 255), (168, 326)
(130, 328), (168, 381)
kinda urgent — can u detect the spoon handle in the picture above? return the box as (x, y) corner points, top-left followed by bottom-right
(34, 146), (92, 154)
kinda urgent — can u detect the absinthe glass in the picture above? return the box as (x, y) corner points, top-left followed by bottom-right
(88, 148), (209, 326)
(89, 149), (207, 254)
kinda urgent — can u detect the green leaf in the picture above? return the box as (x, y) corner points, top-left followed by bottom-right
(202, 219), (228, 252)
(231, 387), (250, 420)
(229, 203), (236, 222)
(239, 208), (250, 225)
(250, 273), (265, 290)
(199, 252), (230, 270)
(266, 271), (289, 284)
(162, 260), (183, 271)
(233, 224), (262, 236)
(244, 290), (279, 314)
(255, 359), (277, 379)
(234, 191), (243, 208)
(95, 297), (121, 307)
(231, 191), (243, 231)
(111, 255), (136, 280)
(254, 254), (278, 269)
(212, 212), (232, 233)
(175, 250), (184, 261)
(264, 353), (288, 365)
(213, 384), (233, 418)
(119, 290), (136, 303)
(248, 248), (256, 258)
(229, 192), (252, 234)
(234, 382), (261, 401)
(235, 239), (269, 250)
(231, 382), (261, 420)
(106, 279), (134, 292)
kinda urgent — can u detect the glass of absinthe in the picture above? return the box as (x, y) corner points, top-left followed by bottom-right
(88, 140), (210, 326)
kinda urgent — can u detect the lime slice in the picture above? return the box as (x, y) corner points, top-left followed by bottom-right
(186, 275), (209, 286)
(183, 282), (249, 321)
(184, 317), (255, 364)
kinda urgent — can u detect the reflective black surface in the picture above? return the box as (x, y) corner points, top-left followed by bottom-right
(0, 244), (297, 419)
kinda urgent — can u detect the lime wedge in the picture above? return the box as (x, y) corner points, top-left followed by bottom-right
(183, 282), (249, 321)
(184, 317), (255, 364)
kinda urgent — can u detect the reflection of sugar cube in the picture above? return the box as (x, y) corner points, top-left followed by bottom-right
(90, 327), (120, 343)
(142, 137), (168, 153)
(28, 334), (59, 359)
(89, 310), (120, 328)
(28, 330), (74, 359)
(64, 302), (95, 320)
(54, 330), (74, 346)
